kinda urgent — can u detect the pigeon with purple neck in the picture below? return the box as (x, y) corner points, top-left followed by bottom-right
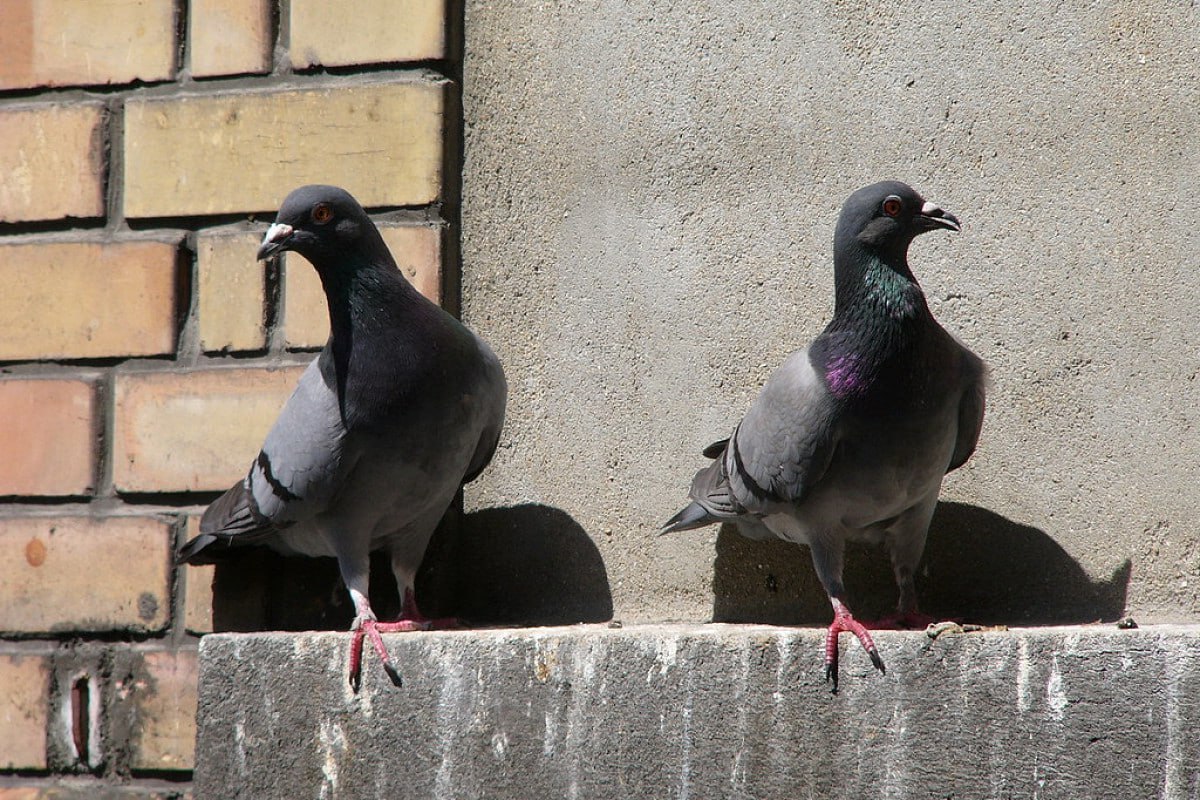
(662, 181), (985, 693)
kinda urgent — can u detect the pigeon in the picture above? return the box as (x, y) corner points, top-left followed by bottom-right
(178, 185), (507, 691)
(662, 181), (985, 692)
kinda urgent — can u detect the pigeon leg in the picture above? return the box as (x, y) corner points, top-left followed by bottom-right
(807, 537), (884, 693)
(373, 587), (459, 632)
(874, 500), (939, 629)
(824, 597), (885, 693)
(867, 561), (936, 629)
(375, 554), (460, 633)
(347, 588), (404, 692)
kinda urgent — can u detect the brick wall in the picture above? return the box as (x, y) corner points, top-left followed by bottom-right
(0, 1), (457, 796)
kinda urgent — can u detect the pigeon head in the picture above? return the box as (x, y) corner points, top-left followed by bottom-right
(835, 181), (960, 264)
(256, 185), (383, 265)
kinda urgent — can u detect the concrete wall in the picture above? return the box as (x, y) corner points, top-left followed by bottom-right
(460, 1), (1200, 625)
(194, 624), (1200, 799)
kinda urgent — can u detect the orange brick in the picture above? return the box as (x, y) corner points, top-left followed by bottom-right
(284, 223), (441, 348)
(123, 81), (446, 218)
(0, 652), (49, 769)
(0, 103), (105, 223)
(129, 649), (198, 772)
(189, 0), (273, 78)
(0, 379), (95, 496)
(0, 0), (176, 90)
(0, 239), (180, 361)
(112, 366), (308, 493)
(0, 788), (40, 800)
(0, 516), (171, 634)
(289, 0), (444, 68)
(196, 228), (268, 353)
(182, 520), (214, 634)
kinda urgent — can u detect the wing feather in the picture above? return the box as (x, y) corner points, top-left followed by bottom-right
(178, 354), (348, 563)
(723, 349), (839, 512)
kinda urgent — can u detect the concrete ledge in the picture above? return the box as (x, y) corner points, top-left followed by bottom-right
(196, 624), (1200, 799)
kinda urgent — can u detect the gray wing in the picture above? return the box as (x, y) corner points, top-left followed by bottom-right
(723, 348), (840, 511)
(178, 354), (348, 562)
(947, 347), (986, 473)
(685, 349), (839, 519)
(460, 333), (508, 485)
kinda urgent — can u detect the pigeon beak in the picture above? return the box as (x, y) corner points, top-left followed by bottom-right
(916, 201), (961, 233)
(257, 223), (295, 260)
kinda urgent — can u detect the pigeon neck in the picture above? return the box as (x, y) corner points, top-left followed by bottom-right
(818, 244), (933, 401)
(832, 243), (929, 326)
(317, 253), (420, 356)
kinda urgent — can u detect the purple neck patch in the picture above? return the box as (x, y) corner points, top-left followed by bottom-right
(825, 353), (867, 399)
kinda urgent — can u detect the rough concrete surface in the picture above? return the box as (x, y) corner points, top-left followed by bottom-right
(459, 2), (1200, 625)
(195, 625), (1200, 799)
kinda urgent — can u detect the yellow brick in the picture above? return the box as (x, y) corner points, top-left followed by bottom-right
(282, 255), (328, 349)
(0, 239), (180, 361)
(0, 0), (175, 90)
(0, 516), (171, 633)
(112, 366), (308, 493)
(289, 0), (444, 68)
(0, 103), (105, 223)
(124, 81), (446, 218)
(196, 229), (268, 352)
(0, 379), (95, 496)
(284, 224), (441, 348)
(0, 652), (49, 769)
(183, 519), (214, 634)
(189, 0), (272, 78)
(130, 649), (198, 771)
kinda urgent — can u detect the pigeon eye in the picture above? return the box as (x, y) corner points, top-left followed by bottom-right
(311, 203), (334, 224)
(881, 196), (903, 218)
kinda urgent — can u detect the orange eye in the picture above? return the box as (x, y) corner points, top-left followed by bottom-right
(312, 203), (333, 224)
(882, 196), (903, 217)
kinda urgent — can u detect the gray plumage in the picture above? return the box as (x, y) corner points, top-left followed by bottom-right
(662, 181), (985, 691)
(178, 185), (506, 688)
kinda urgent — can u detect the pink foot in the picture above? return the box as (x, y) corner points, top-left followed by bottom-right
(349, 619), (404, 691)
(347, 589), (461, 692)
(389, 587), (460, 631)
(824, 602), (886, 693)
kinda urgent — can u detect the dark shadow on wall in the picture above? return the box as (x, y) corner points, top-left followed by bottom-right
(212, 502), (612, 632)
(711, 501), (1131, 626)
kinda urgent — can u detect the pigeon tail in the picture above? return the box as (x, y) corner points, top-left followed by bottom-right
(659, 502), (719, 535)
(175, 532), (218, 565)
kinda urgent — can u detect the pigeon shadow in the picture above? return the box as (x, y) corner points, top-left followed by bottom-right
(452, 503), (614, 625)
(211, 502), (612, 632)
(711, 501), (1131, 626)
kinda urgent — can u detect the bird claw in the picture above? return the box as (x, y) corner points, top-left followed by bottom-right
(347, 618), (404, 693)
(345, 589), (460, 691)
(824, 604), (887, 693)
(348, 627), (365, 692)
(382, 662), (403, 688)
